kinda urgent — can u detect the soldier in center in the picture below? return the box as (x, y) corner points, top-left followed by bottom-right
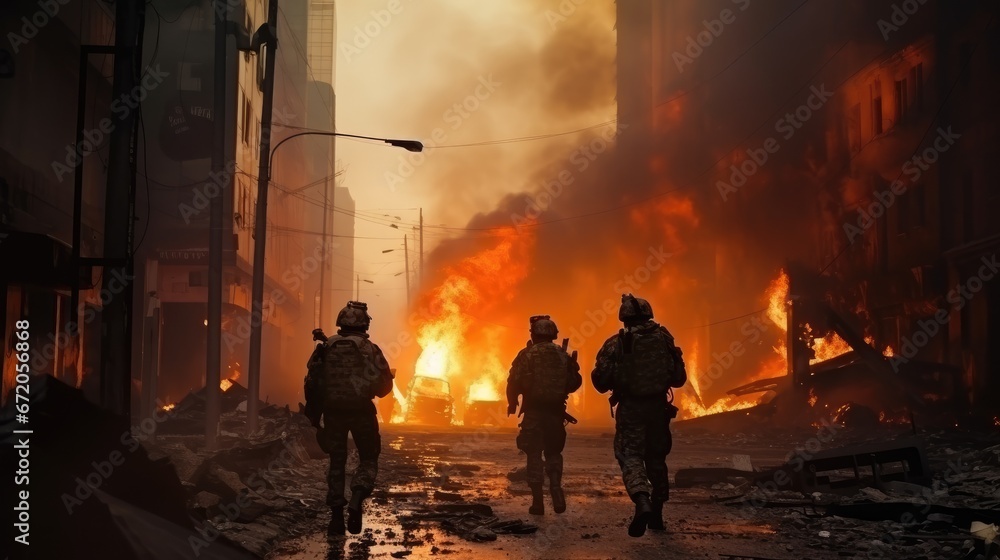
(304, 301), (395, 537)
(592, 294), (687, 537)
(506, 315), (582, 515)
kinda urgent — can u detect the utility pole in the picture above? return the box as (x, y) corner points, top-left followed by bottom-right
(318, 179), (329, 326)
(404, 235), (410, 308)
(419, 208), (424, 288)
(100, 0), (143, 420)
(247, 0), (279, 435)
(205, 0), (229, 450)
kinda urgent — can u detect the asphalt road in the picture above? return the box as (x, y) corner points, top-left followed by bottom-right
(266, 423), (865, 560)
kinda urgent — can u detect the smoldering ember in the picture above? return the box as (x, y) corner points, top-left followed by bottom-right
(2, 1), (1000, 559)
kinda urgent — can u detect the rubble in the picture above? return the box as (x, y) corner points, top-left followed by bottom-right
(0, 376), (254, 559)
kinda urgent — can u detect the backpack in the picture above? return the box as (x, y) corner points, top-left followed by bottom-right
(523, 342), (570, 402)
(616, 327), (676, 398)
(316, 335), (377, 407)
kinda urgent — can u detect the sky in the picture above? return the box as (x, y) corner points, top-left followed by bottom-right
(333, 0), (617, 343)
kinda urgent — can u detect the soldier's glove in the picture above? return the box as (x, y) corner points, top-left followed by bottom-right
(507, 403), (517, 417)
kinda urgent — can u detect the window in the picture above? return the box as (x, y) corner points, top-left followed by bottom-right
(962, 173), (974, 240)
(848, 103), (862, 153)
(241, 94), (251, 146)
(897, 190), (911, 234)
(244, 13), (253, 62)
(912, 184), (926, 228)
(894, 79), (908, 123)
(871, 79), (883, 135)
(910, 63), (924, 110)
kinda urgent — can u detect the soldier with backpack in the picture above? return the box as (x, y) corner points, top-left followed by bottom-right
(304, 301), (395, 537)
(592, 294), (687, 537)
(506, 315), (582, 515)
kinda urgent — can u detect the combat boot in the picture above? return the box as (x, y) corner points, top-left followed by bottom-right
(528, 487), (545, 515)
(648, 499), (665, 531)
(347, 489), (370, 535)
(628, 492), (653, 537)
(548, 469), (566, 514)
(327, 508), (345, 537)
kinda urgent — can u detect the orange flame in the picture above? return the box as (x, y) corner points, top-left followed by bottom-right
(675, 340), (760, 419)
(411, 229), (534, 423)
(161, 403), (176, 412)
(220, 379), (233, 392)
(765, 270), (861, 366)
(467, 377), (502, 403)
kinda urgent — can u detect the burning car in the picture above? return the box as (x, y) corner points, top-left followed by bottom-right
(464, 399), (506, 426)
(405, 376), (454, 426)
(463, 378), (508, 427)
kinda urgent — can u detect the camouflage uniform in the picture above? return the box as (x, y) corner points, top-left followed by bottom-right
(507, 336), (582, 509)
(305, 306), (393, 535)
(593, 319), (686, 507)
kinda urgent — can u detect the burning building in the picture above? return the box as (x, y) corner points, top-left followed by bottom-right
(393, 0), (1000, 427)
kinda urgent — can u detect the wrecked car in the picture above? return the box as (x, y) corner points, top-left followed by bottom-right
(406, 376), (454, 426)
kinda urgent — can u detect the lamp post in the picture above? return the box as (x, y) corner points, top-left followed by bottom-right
(246, 131), (422, 434)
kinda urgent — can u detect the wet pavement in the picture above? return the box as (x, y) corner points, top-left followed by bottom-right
(265, 424), (862, 560)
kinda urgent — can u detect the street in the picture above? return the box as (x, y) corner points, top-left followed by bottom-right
(263, 423), (995, 560)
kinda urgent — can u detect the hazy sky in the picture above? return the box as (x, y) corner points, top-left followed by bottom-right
(334, 0), (616, 341)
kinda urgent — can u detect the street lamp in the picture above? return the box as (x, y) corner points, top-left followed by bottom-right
(246, 128), (422, 434)
(356, 275), (374, 300)
(268, 132), (423, 178)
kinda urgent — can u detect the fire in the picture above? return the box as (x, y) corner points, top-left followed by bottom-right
(765, 270), (870, 365)
(675, 341), (761, 420)
(161, 403), (176, 412)
(466, 345), (506, 405)
(811, 327), (852, 362)
(808, 388), (818, 407)
(390, 385), (408, 424)
(467, 378), (502, 403)
(766, 270), (790, 330)
(220, 379), (233, 392)
(628, 195), (699, 253)
(411, 228), (534, 424)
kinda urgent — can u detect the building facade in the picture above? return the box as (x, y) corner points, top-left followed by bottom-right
(0, 1), (116, 401)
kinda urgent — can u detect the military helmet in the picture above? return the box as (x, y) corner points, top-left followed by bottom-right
(529, 314), (558, 339)
(336, 301), (371, 330)
(619, 294), (654, 323)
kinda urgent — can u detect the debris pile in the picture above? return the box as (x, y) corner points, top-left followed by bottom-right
(0, 375), (255, 559)
(672, 424), (1000, 559)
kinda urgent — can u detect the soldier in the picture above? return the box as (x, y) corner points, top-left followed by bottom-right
(304, 301), (395, 537)
(506, 315), (582, 515)
(592, 294), (687, 537)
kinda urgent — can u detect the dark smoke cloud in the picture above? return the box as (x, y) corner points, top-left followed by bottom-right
(407, 0), (934, 418)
